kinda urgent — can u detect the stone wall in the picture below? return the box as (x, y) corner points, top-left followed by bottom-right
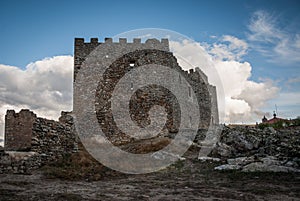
(74, 38), (169, 80)
(31, 113), (78, 164)
(74, 37), (219, 144)
(1, 110), (78, 173)
(0, 150), (42, 174)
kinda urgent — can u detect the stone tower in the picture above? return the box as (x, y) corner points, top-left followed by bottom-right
(74, 37), (219, 144)
(4, 109), (36, 151)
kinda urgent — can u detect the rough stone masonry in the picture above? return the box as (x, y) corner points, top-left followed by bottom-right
(74, 37), (219, 144)
(1, 110), (78, 173)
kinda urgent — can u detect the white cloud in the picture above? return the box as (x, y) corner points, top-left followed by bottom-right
(207, 35), (248, 61)
(248, 10), (282, 42)
(0, 56), (73, 146)
(247, 10), (300, 64)
(170, 39), (279, 124)
(236, 79), (279, 109)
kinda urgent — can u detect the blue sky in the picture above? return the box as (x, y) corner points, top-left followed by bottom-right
(0, 0), (299, 130)
(1, 0), (299, 67)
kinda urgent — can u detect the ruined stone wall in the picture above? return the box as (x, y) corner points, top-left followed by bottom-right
(0, 150), (42, 174)
(31, 113), (78, 164)
(181, 68), (212, 128)
(1, 110), (78, 173)
(74, 37), (219, 144)
(4, 109), (36, 151)
(209, 85), (219, 125)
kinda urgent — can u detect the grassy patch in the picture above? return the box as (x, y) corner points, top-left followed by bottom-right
(171, 159), (185, 170)
(120, 137), (171, 154)
(42, 144), (123, 181)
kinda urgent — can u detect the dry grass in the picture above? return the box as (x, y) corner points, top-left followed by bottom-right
(42, 137), (171, 180)
(42, 142), (123, 181)
(119, 137), (171, 154)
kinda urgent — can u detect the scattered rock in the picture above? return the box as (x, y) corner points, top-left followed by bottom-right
(214, 164), (241, 171)
(227, 156), (256, 166)
(198, 156), (221, 162)
(210, 142), (233, 158)
(214, 155), (300, 173)
(208, 126), (300, 172)
(242, 162), (300, 173)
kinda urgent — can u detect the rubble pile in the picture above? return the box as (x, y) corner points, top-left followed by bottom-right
(207, 126), (300, 172)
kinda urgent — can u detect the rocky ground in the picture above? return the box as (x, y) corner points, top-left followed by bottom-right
(0, 125), (300, 200)
(0, 146), (299, 201)
(206, 126), (300, 172)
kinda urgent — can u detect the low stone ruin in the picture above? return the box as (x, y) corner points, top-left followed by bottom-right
(1, 109), (299, 174)
(0, 110), (78, 174)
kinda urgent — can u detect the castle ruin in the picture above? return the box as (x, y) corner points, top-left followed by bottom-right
(1, 37), (219, 173)
(74, 37), (219, 144)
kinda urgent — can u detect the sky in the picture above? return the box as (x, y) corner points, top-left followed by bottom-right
(0, 0), (300, 143)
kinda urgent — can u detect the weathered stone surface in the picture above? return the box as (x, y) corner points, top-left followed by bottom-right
(198, 156), (221, 162)
(214, 156), (300, 172)
(1, 110), (78, 174)
(214, 164), (242, 171)
(4, 109), (36, 151)
(31, 113), (78, 162)
(210, 142), (233, 158)
(211, 126), (300, 172)
(209, 126), (300, 158)
(75, 38), (219, 145)
(242, 158), (300, 173)
(227, 156), (256, 166)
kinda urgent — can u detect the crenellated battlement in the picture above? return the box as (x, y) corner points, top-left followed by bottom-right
(178, 67), (208, 85)
(75, 37), (169, 46)
(74, 37), (170, 80)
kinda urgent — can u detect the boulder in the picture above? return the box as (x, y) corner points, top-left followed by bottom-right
(214, 164), (241, 171)
(210, 142), (233, 158)
(227, 156), (256, 166)
(214, 155), (300, 173)
(242, 162), (300, 173)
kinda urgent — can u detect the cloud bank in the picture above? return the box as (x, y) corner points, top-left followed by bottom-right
(0, 56), (73, 144)
(0, 35), (281, 145)
(170, 39), (279, 124)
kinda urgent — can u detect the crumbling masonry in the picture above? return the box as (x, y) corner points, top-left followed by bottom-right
(1, 110), (77, 173)
(1, 37), (219, 173)
(74, 37), (219, 144)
